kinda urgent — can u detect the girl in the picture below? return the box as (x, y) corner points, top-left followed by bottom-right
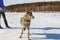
(0, 0), (10, 29)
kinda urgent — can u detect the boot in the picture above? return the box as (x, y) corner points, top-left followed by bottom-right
(0, 26), (3, 29)
(6, 25), (11, 28)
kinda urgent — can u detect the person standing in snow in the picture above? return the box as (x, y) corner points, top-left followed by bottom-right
(0, 0), (10, 29)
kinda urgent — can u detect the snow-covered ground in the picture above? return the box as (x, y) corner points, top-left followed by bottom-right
(0, 12), (60, 40)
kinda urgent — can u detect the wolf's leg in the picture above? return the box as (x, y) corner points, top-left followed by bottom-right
(19, 28), (24, 38)
(27, 27), (30, 40)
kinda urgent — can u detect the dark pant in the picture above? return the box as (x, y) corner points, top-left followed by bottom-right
(0, 12), (10, 28)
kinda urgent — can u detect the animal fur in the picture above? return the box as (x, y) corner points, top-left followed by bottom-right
(20, 11), (35, 40)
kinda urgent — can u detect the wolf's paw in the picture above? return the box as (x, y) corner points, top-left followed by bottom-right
(19, 36), (22, 38)
(27, 39), (31, 40)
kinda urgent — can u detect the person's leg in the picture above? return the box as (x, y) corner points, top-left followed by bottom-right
(1, 12), (10, 28)
(0, 12), (3, 29)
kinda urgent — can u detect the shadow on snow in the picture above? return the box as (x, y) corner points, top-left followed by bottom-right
(1, 27), (60, 39)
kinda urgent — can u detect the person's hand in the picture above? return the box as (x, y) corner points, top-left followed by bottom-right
(0, 7), (3, 12)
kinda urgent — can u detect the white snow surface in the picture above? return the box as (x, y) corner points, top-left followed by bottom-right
(0, 12), (60, 40)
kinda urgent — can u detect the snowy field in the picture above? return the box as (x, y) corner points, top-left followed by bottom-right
(0, 12), (60, 40)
